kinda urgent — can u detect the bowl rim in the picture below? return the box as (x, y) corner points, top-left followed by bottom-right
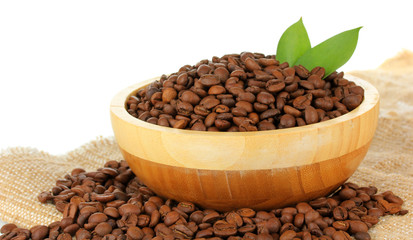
(110, 74), (379, 137)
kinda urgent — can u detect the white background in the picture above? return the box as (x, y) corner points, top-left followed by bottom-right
(0, 0), (412, 227)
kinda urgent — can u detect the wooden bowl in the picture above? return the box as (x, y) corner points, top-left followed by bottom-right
(110, 75), (379, 211)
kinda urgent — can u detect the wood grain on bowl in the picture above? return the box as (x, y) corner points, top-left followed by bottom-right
(110, 75), (379, 211)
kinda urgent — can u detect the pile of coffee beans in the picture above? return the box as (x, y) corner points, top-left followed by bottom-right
(126, 52), (365, 131)
(0, 160), (407, 240)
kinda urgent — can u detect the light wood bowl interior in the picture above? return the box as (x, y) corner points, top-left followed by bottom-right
(110, 75), (379, 211)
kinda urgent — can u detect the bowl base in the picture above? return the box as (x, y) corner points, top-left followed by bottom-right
(120, 140), (371, 211)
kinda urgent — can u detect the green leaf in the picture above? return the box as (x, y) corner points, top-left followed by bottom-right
(276, 18), (311, 66)
(295, 27), (362, 77)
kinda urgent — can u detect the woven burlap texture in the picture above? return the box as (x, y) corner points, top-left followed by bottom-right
(1, 51), (412, 239)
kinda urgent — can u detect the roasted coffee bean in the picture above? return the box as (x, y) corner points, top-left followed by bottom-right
(200, 74), (220, 86)
(1, 223), (18, 234)
(119, 204), (141, 216)
(94, 222), (112, 236)
(257, 92), (276, 105)
(237, 208), (256, 218)
(176, 101), (193, 116)
(292, 213), (304, 228)
(202, 211), (221, 223)
(225, 212), (243, 227)
(266, 80), (285, 93)
(305, 209), (321, 223)
(127, 53), (363, 131)
(339, 187), (357, 200)
(63, 223), (79, 235)
(23, 161), (407, 240)
(333, 206), (348, 221)
(354, 232), (371, 240)
(213, 221), (237, 237)
(332, 221), (349, 231)
(30, 225), (49, 240)
(164, 211), (180, 226)
(295, 65), (310, 79)
(283, 105), (301, 117)
(215, 119), (231, 130)
(279, 229), (296, 240)
(341, 200), (356, 210)
(75, 228), (92, 240)
(245, 57), (261, 71)
(360, 215), (379, 226)
(258, 121), (276, 130)
(201, 97), (220, 110)
(127, 226), (144, 240)
(293, 94), (312, 110)
(304, 106), (318, 124)
(348, 220), (368, 234)
(180, 90), (201, 105)
(332, 230), (352, 240)
(57, 233), (72, 240)
(260, 109), (280, 119)
(342, 94), (363, 110)
(209, 85), (227, 95)
(162, 88), (177, 103)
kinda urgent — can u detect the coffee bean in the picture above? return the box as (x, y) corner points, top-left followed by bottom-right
(63, 223), (79, 235)
(333, 206), (348, 221)
(260, 109), (280, 119)
(354, 232), (371, 240)
(348, 220), (368, 234)
(180, 90), (201, 105)
(279, 229), (296, 240)
(245, 57), (261, 71)
(293, 94), (312, 110)
(164, 211), (180, 226)
(30, 225), (49, 240)
(258, 121), (276, 130)
(257, 92), (276, 105)
(339, 187), (357, 200)
(57, 233), (72, 240)
(304, 106), (318, 125)
(75, 228), (91, 240)
(215, 119), (231, 131)
(128, 53), (365, 131)
(21, 161), (408, 240)
(311, 66), (326, 78)
(1, 223), (17, 234)
(202, 211), (221, 223)
(200, 74), (220, 86)
(209, 85), (227, 95)
(237, 208), (256, 218)
(162, 88), (177, 103)
(304, 209), (321, 223)
(38, 191), (53, 203)
(332, 221), (349, 231)
(294, 65), (310, 79)
(342, 95), (363, 110)
(340, 200), (356, 210)
(232, 107), (248, 117)
(299, 80), (314, 90)
(94, 222), (112, 236)
(266, 80), (285, 93)
(118, 204), (141, 216)
(213, 221), (237, 237)
(201, 97), (220, 110)
(127, 226), (144, 240)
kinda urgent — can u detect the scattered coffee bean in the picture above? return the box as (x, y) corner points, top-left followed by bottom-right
(0, 160), (406, 240)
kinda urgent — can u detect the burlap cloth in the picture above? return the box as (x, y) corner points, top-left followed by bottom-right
(1, 51), (412, 239)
